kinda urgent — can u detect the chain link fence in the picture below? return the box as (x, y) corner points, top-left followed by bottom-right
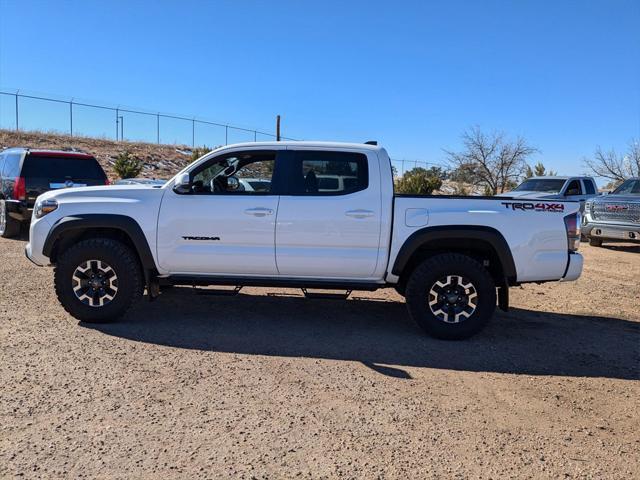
(0, 89), (445, 175)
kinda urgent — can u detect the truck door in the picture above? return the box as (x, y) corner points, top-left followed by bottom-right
(156, 149), (282, 275)
(275, 149), (382, 279)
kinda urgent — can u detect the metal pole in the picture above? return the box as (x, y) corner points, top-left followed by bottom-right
(254, 130), (257, 142)
(157, 114), (160, 144)
(225, 125), (228, 145)
(276, 115), (281, 141)
(115, 108), (119, 140)
(70, 100), (73, 137)
(120, 116), (124, 141)
(15, 93), (19, 131)
(192, 119), (195, 147)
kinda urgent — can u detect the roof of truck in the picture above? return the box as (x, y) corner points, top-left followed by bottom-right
(210, 141), (384, 151)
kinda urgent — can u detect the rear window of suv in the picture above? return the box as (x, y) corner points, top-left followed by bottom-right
(22, 154), (106, 180)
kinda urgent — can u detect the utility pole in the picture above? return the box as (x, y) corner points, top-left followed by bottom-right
(276, 115), (281, 141)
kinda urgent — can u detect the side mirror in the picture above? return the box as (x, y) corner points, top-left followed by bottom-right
(173, 173), (192, 194)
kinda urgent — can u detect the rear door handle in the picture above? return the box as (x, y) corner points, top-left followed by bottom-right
(244, 207), (274, 217)
(345, 209), (375, 219)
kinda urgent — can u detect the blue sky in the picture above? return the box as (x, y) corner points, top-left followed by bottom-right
(1, 0), (639, 181)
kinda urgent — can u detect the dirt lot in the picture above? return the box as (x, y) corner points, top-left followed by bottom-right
(1, 237), (638, 479)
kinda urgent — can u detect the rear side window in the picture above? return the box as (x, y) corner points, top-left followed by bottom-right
(22, 155), (106, 180)
(2, 152), (22, 178)
(584, 180), (596, 195)
(289, 151), (368, 195)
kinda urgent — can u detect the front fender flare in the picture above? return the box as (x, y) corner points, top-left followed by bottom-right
(42, 214), (157, 271)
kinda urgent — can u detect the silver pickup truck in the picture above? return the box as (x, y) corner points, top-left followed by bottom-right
(583, 177), (640, 246)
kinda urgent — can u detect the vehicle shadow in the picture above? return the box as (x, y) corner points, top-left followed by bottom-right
(600, 243), (640, 254)
(84, 287), (640, 380)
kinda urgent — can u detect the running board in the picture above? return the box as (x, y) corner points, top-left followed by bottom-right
(301, 288), (352, 300)
(168, 275), (382, 291)
(194, 286), (243, 296)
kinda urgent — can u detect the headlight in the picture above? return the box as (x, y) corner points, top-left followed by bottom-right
(34, 199), (58, 218)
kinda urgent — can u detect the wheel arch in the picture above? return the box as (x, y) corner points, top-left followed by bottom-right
(43, 214), (157, 274)
(391, 225), (517, 288)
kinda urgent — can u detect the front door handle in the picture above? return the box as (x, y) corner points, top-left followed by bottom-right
(345, 209), (375, 219)
(244, 207), (274, 217)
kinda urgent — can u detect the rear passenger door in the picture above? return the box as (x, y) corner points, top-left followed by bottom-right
(275, 149), (382, 279)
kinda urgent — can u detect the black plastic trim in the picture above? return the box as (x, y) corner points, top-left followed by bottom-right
(167, 275), (383, 291)
(391, 225), (517, 283)
(42, 214), (157, 271)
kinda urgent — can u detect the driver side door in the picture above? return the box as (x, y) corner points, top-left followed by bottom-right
(156, 149), (283, 275)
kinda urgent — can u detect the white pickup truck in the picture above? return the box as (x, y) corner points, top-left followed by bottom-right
(25, 142), (583, 339)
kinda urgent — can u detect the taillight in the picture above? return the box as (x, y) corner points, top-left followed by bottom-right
(564, 212), (581, 251)
(13, 177), (26, 201)
(104, 178), (111, 185)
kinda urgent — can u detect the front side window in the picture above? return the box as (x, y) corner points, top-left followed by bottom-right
(191, 151), (276, 194)
(565, 180), (582, 196)
(289, 151), (368, 195)
(613, 179), (640, 195)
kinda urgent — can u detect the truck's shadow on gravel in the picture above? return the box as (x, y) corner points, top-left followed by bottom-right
(84, 288), (639, 380)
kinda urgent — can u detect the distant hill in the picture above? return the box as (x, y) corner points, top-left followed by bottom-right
(0, 129), (196, 181)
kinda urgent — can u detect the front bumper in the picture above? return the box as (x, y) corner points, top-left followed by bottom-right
(24, 215), (53, 267)
(560, 252), (583, 282)
(582, 221), (640, 243)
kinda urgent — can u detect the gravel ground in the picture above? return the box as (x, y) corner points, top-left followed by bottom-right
(1, 236), (638, 479)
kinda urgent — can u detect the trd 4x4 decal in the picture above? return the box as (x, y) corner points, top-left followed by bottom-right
(501, 202), (565, 212)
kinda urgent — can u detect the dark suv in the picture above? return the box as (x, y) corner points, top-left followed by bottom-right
(0, 148), (108, 238)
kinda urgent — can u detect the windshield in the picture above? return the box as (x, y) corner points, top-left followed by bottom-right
(514, 179), (566, 193)
(612, 179), (640, 195)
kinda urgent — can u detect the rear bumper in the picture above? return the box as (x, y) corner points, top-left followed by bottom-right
(582, 222), (640, 243)
(5, 200), (31, 222)
(560, 252), (583, 282)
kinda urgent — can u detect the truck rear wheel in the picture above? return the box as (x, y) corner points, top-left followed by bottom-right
(54, 238), (143, 323)
(405, 253), (496, 340)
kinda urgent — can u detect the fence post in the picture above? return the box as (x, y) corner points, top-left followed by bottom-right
(69, 100), (73, 137)
(15, 93), (19, 131)
(157, 114), (160, 144)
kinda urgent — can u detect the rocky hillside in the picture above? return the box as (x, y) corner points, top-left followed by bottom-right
(0, 129), (195, 181)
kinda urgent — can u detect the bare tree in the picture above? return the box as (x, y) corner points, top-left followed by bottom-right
(446, 127), (538, 195)
(583, 140), (640, 184)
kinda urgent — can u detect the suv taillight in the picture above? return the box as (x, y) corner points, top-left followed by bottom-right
(13, 177), (26, 201)
(564, 212), (581, 251)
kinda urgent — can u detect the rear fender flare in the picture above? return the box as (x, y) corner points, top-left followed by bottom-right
(391, 225), (517, 284)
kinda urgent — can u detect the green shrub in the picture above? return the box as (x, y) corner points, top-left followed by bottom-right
(395, 167), (443, 195)
(113, 151), (143, 179)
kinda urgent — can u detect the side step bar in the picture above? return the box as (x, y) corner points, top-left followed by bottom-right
(167, 275), (383, 292)
(301, 288), (352, 300)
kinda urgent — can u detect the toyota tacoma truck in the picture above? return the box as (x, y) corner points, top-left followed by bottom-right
(25, 142), (583, 339)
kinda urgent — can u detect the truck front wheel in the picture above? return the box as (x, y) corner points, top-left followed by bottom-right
(405, 253), (496, 340)
(54, 238), (143, 323)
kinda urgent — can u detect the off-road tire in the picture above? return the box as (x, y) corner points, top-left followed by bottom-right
(405, 253), (496, 340)
(589, 237), (603, 247)
(0, 200), (21, 238)
(54, 238), (143, 323)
